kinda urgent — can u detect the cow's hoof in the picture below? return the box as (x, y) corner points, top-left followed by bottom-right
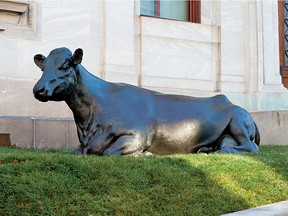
(197, 147), (210, 154)
(215, 149), (229, 154)
(142, 151), (153, 156)
(125, 150), (154, 157)
(72, 148), (84, 155)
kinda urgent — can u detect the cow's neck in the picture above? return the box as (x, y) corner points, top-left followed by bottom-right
(65, 64), (110, 126)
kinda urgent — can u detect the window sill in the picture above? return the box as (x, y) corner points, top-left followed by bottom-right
(140, 14), (193, 24)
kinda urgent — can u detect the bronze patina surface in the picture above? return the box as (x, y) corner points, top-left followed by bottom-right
(33, 47), (260, 156)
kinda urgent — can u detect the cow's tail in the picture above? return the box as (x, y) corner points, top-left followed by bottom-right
(254, 122), (260, 146)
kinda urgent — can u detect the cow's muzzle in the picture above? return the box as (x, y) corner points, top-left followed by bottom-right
(33, 85), (51, 102)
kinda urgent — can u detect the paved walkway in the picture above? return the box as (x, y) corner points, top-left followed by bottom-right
(222, 200), (288, 216)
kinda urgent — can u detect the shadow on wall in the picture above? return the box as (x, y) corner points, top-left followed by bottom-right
(0, 133), (11, 146)
(0, 116), (79, 149)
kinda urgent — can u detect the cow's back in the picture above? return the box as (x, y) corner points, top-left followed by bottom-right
(143, 94), (235, 154)
(150, 93), (234, 120)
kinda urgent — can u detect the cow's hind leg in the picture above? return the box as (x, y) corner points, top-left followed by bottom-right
(216, 135), (238, 154)
(217, 118), (259, 154)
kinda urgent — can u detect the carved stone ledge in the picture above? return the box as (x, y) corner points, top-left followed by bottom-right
(0, 1), (39, 40)
(0, 1), (29, 13)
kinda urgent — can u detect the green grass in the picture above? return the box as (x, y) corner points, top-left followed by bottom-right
(0, 146), (288, 216)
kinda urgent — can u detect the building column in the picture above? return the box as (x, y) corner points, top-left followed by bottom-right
(101, 0), (138, 85)
(257, 0), (286, 91)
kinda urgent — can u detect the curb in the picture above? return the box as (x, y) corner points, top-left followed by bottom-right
(222, 201), (288, 216)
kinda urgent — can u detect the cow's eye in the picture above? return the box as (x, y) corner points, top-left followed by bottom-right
(59, 63), (70, 71)
(62, 64), (69, 70)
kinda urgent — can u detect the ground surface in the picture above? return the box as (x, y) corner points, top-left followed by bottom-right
(0, 146), (287, 215)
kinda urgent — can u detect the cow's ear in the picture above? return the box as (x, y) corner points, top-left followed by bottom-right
(71, 48), (83, 65)
(34, 54), (46, 69)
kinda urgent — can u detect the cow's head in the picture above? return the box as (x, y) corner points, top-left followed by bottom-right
(33, 47), (83, 102)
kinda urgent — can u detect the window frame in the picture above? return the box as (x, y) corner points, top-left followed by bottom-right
(189, 0), (201, 23)
(140, 0), (201, 23)
(278, 0), (288, 88)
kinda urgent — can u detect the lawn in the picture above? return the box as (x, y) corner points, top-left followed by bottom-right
(0, 146), (287, 215)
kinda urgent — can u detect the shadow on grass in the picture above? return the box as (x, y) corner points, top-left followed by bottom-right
(0, 148), (252, 215)
(241, 145), (288, 206)
(110, 156), (252, 216)
(253, 146), (288, 181)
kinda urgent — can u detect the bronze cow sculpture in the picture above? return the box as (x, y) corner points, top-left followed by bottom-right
(33, 47), (260, 156)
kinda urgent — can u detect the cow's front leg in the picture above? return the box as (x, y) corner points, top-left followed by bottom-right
(102, 135), (149, 156)
(128, 151), (154, 157)
(72, 147), (89, 155)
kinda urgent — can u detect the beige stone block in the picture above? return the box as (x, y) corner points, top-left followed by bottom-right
(250, 111), (288, 146)
(0, 79), (73, 118)
(0, 40), (17, 77)
(141, 53), (213, 80)
(68, 120), (80, 148)
(142, 76), (215, 92)
(0, 117), (34, 148)
(141, 16), (219, 43)
(105, 71), (138, 86)
(105, 48), (134, 66)
(141, 36), (215, 60)
(35, 119), (68, 149)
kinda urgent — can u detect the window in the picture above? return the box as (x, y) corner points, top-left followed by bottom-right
(140, 0), (201, 23)
(278, 0), (288, 88)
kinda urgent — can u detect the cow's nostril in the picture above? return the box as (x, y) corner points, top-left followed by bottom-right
(36, 87), (46, 95)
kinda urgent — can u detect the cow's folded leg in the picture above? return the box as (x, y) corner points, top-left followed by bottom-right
(229, 119), (259, 153)
(217, 119), (259, 154)
(217, 144), (259, 154)
(216, 135), (238, 154)
(102, 135), (145, 156)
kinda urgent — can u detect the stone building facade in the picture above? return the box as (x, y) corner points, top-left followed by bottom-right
(0, 0), (287, 147)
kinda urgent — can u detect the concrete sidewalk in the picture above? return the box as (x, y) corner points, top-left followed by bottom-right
(222, 201), (288, 216)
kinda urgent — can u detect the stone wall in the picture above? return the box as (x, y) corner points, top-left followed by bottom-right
(0, 116), (79, 149)
(0, 111), (286, 149)
(251, 110), (288, 146)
